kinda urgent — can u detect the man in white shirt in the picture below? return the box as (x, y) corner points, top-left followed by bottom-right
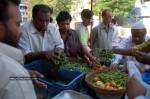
(0, 0), (37, 98)
(18, 4), (64, 63)
(111, 22), (150, 70)
(92, 9), (119, 63)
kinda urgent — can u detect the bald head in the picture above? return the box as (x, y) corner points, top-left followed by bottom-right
(131, 23), (147, 45)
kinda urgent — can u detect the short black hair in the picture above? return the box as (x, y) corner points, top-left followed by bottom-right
(112, 18), (117, 25)
(50, 17), (53, 23)
(56, 11), (72, 24)
(102, 9), (112, 17)
(81, 9), (93, 19)
(0, 0), (21, 21)
(32, 4), (53, 18)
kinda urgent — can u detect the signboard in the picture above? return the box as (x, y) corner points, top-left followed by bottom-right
(127, 7), (142, 23)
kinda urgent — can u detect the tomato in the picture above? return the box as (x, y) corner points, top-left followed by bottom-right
(108, 86), (114, 90)
(116, 84), (121, 89)
(110, 81), (116, 87)
(100, 84), (105, 88)
(117, 86), (123, 90)
(139, 68), (146, 73)
(92, 77), (99, 82)
(105, 86), (110, 89)
(105, 82), (110, 86)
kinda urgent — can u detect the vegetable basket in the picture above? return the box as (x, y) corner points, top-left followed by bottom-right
(24, 58), (84, 98)
(85, 70), (127, 96)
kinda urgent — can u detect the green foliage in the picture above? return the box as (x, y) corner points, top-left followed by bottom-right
(96, 48), (115, 62)
(93, 0), (135, 17)
(28, 0), (81, 17)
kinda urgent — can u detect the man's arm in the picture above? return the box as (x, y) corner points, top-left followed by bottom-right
(111, 37), (128, 69)
(113, 48), (133, 56)
(25, 51), (55, 63)
(113, 39), (150, 56)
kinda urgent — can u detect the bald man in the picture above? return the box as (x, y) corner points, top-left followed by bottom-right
(111, 22), (150, 70)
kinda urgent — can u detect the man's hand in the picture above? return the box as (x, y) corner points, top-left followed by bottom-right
(126, 75), (146, 99)
(43, 51), (56, 63)
(110, 64), (118, 70)
(135, 51), (150, 65)
(54, 48), (63, 53)
(28, 70), (47, 89)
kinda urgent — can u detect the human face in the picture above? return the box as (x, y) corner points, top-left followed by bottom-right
(58, 20), (70, 33)
(82, 16), (93, 26)
(0, 2), (21, 47)
(131, 29), (146, 45)
(102, 11), (113, 25)
(33, 11), (50, 32)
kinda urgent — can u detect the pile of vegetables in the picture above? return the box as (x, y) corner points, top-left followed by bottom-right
(62, 62), (91, 73)
(91, 70), (127, 90)
(91, 65), (107, 73)
(53, 51), (108, 74)
(96, 48), (115, 66)
(53, 51), (91, 73)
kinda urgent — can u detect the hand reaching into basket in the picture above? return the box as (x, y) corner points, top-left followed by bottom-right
(110, 63), (118, 70)
(28, 70), (47, 89)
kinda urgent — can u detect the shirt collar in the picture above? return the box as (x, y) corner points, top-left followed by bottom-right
(100, 23), (113, 29)
(30, 20), (38, 34)
(81, 23), (88, 30)
(30, 20), (50, 34)
(0, 42), (24, 65)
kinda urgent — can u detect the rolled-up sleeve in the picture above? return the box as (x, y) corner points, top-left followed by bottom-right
(18, 27), (31, 55)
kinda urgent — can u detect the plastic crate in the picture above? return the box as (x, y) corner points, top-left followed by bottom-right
(24, 59), (84, 97)
(141, 69), (150, 85)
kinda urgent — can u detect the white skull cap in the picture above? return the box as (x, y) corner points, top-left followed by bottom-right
(131, 22), (146, 29)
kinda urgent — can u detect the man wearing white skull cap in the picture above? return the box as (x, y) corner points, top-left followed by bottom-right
(111, 22), (150, 70)
(111, 22), (150, 99)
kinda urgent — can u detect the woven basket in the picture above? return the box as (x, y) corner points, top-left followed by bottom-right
(85, 70), (126, 96)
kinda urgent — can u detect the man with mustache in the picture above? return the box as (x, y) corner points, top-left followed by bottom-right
(0, 0), (38, 98)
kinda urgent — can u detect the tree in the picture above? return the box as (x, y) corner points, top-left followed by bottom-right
(28, 0), (81, 17)
(93, 0), (135, 17)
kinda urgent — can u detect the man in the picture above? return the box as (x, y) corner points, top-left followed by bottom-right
(0, 0), (37, 98)
(92, 9), (119, 64)
(76, 9), (99, 66)
(111, 22), (150, 70)
(56, 11), (83, 57)
(112, 23), (150, 99)
(114, 38), (150, 99)
(110, 18), (117, 26)
(113, 32), (150, 65)
(56, 11), (92, 66)
(18, 4), (64, 63)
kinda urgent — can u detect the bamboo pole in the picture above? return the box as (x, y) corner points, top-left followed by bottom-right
(90, 0), (93, 48)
